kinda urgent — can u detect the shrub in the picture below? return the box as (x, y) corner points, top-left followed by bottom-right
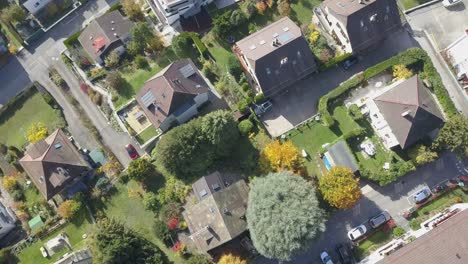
(227, 55), (243, 81)
(3, 176), (18, 193)
(409, 219), (421, 230)
(118, 172), (130, 184)
(393, 227), (406, 237)
(63, 31), (82, 49)
(106, 71), (125, 93)
(254, 93), (265, 103)
(238, 119), (254, 136)
(348, 104), (363, 121)
(393, 64), (413, 80)
(134, 55), (149, 69)
(172, 32), (193, 58)
(142, 192), (160, 211)
(189, 33), (207, 58)
(104, 50), (120, 68)
(58, 200), (82, 220)
(11, 189), (24, 201)
(154, 219), (172, 244)
(241, 83), (250, 92)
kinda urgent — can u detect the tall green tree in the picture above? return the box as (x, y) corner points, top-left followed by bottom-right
(434, 115), (468, 159)
(0, 3), (26, 24)
(200, 110), (239, 157)
(121, 0), (144, 20)
(171, 32), (193, 58)
(128, 22), (156, 55)
(212, 10), (232, 37)
(246, 171), (325, 261)
(127, 158), (158, 182)
(90, 218), (167, 264)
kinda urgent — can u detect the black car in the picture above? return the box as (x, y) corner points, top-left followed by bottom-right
(336, 243), (355, 264)
(341, 56), (358, 70)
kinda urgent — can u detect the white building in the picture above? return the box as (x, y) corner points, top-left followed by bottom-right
(151, 0), (214, 27)
(445, 30), (468, 79)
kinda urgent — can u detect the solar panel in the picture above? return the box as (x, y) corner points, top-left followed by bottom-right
(278, 32), (294, 43)
(179, 64), (196, 78)
(141, 91), (155, 108)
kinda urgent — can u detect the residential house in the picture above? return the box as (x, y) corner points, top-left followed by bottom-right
(324, 140), (359, 173)
(233, 17), (317, 98)
(0, 202), (17, 240)
(78, 10), (133, 65)
(365, 75), (444, 149)
(183, 173), (249, 253)
(318, 0), (401, 54)
(445, 29), (468, 80)
(378, 208), (468, 264)
(22, 0), (73, 26)
(54, 248), (92, 264)
(19, 129), (91, 200)
(149, 0), (213, 27)
(135, 59), (211, 132)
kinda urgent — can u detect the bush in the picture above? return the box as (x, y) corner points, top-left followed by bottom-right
(254, 93), (265, 103)
(153, 219), (172, 245)
(58, 200), (82, 220)
(241, 83), (250, 92)
(118, 173), (130, 184)
(238, 119), (254, 136)
(348, 104), (363, 121)
(409, 219), (421, 230)
(3, 176), (18, 193)
(393, 227), (406, 237)
(134, 55), (149, 69)
(227, 55), (243, 81)
(106, 71), (125, 93)
(319, 53), (351, 71)
(142, 192), (160, 211)
(172, 32), (193, 58)
(63, 31), (82, 49)
(11, 189), (24, 201)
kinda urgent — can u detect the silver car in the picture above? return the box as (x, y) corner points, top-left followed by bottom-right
(347, 224), (367, 241)
(414, 189), (432, 204)
(369, 211), (391, 229)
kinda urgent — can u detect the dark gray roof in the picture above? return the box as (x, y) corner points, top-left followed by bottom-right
(192, 171), (227, 201)
(378, 209), (468, 264)
(326, 140), (359, 172)
(78, 10), (133, 62)
(323, 0), (401, 52)
(374, 76), (444, 149)
(183, 179), (249, 252)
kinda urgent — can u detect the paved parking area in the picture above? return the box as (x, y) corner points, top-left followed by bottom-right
(407, 0), (468, 49)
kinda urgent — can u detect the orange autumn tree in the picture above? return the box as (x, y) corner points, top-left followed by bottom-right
(259, 140), (304, 174)
(218, 254), (247, 264)
(319, 166), (362, 209)
(58, 200), (82, 220)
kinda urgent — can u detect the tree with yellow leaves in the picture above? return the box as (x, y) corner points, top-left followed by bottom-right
(259, 140), (304, 173)
(319, 166), (362, 209)
(393, 64), (413, 80)
(58, 200), (81, 220)
(26, 122), (48, 143)
(218, 254), (247, 264)
(3, 176), (18, 193)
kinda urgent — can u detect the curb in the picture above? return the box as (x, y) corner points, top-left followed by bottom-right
(404, 0), (442, 14)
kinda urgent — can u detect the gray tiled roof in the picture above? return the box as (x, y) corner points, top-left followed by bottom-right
(374, 75), (444, 149)
(326, 140), (359, 172)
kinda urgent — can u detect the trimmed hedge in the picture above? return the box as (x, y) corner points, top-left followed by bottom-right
(107, 2), (122, 13)
(63, 30), (81, 49)
(190, 32), (207, 58)
(319, 52), (352, 71)
(319, 48), (458, 127)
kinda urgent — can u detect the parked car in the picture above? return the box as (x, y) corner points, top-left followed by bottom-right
(254, 101), (273, 116)
(40, 247), (48, 258)
(369, 211), (391, 229)
(414, 188), (432, 204)
(125, 144), (139, 160)
(336, 243), (355, 264)
(341, 56), (358, 70)
(442, 0), (462, 7)
(347, 224), (367, 241)
(320, 251), (334, 264)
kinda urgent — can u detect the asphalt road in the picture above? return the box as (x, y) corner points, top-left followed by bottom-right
(254, 152), (468, 264)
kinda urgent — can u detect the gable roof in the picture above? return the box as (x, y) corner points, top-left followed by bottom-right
(136, 59), (209, 129)
(78, 10), (133, 62)
(326, 140), (359, 172)
(183, 179), (249, 252)
(323, 0), (401, 52)
(374, 75), (444, 149)
(235, 17), (317, 96)
(19, 129), (91, 200)
(192, 171), (227, 201)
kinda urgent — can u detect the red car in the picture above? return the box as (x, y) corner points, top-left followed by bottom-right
(125, 144), (139, 160)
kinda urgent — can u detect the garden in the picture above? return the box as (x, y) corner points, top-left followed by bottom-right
(399, 0), (433, 10)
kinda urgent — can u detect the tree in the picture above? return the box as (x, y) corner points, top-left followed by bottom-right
(212, 10), (233, 37)
(142, 192), (160, 211)
(3, 176), (18, 193)
(187, 254), (211, 264)
(238, 119), (254, 136)
(218, 254), (247, 264)
(259, 140), (304, 173)
(319, 166), (362, 209)
(277, 0), (291, 16)
(106, 71), (125, 92)
(171, 32), (193, 58)
(153, 219), (172, 244)
(147, 34), (164, 54)
(256, 1), (267, 14)
(246, 172), (325, 261)
(90, 218), (166, 264)
(104, 50), (120, 68)
(434, 115), (468, 159)
(121, 0), (143, 20)
(199, 110), (239, 157)
(0, 4), (26, 24)
(27, 122), (48, 143)
(244, 0), (257, 18)
(309, 30), (320, 44)
(393, 64), (413, 80)
(157, 177), (191, 204)
(58, 200), (82, 220)
(127, 158), (157, 182)
(230, 10), (246, 26)
(413, 145), (438, 165)
(134, 55), (149, 69)
(129, 22), (155, 55)
(227, 55), (242, 81)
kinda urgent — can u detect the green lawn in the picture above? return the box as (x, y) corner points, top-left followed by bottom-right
(93, 181), (185, 264)
(17, 208), (94, 264)
(355, 230), (393, 259)
(290, 0), (322, 25)
(399, 0), (432, 10)
(135, 126), (160, 144)
(0, 90), (63, 148)
(413, 189), (468, 222)
(0, 20), (22, 48)
(332, 106), (360, 135)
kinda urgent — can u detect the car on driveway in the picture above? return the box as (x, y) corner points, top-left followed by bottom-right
(347, 224), (367, 241)
(414, 188), (432, 204)
(254, 101), (273, 116)
(369, 211), (391, 229)
(320, 251), (334, 264)
(336, 243), (355, 264)
(125, 144), (139, 160)
(442, 0), (462, 7)
(341, 56), (358, 70)
(40, 246), (48, 258)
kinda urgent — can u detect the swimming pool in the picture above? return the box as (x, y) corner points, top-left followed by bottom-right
(323, 155), (332, 170)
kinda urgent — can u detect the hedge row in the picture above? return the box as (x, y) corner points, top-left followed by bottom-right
(190, 32), (207, 58)
(319, 52), (352, 71)
(63, 30), (81, 49)
(318, 48), (458, 127)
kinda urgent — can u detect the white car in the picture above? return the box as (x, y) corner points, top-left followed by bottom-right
(347, 224), (367, 241)
(442, 0), (462, 7)
(320, 251), (334, 264)
(40, 247), (48, 258)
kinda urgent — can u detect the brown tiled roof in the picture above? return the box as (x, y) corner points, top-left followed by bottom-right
(374, 75), (444, 149)
(378, 209), (468, 264)
(183, 179), (249, 252)
(19, 129), (90, 200)
(136, 59), (209, 129)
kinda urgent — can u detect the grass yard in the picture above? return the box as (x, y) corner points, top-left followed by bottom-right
(332, 106), (360, 135)
(135, 126), (160, 144)
(290, 0), (322, 25)
(93, 181), (185, 264)
(355, 230), (393, 259)
(17, 208), (94, 264)
(0, 20), (22, 48)
(412, 188), (468, 223)
(399, 0), (432, 10)
(0, 89), (63, 148)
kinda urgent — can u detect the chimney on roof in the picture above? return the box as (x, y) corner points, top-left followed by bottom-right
(359, 0), (364, 4)
(401, 110), (411, 117)
(89, 36), (93, 40)
(111, 20), (115, 24)
(113, 33), (118, 37)
(111, 27), (115, 31)
(271, 38), (280, 47)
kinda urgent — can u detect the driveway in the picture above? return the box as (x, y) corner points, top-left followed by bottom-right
(260, 29), (419, 137)
(0, 56), (31, 108)
(255, 151), (468, 264)
(406, 0), (468, 49)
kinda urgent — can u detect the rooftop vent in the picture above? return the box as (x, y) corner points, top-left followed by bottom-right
(89, 36), (93, 40)
(359, 0), (364, 4)
(271, 38), (280, 47)
(196, 84), (202, 89)
(259, 40), (266, 45)
(111, 27), (115, 31)
(200, 189), (208, 197)
(54, 143), (62, 149)
(283, 27), (289, 32)
(249, 45), (256, 50)
(113, 33), (118, 36)
(272, 33), (279, 38)
(212, 183), (221, 191)
(337, 2), (345, 7)
(401, 110), (411, 117)
(111, 20), (115, 24)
